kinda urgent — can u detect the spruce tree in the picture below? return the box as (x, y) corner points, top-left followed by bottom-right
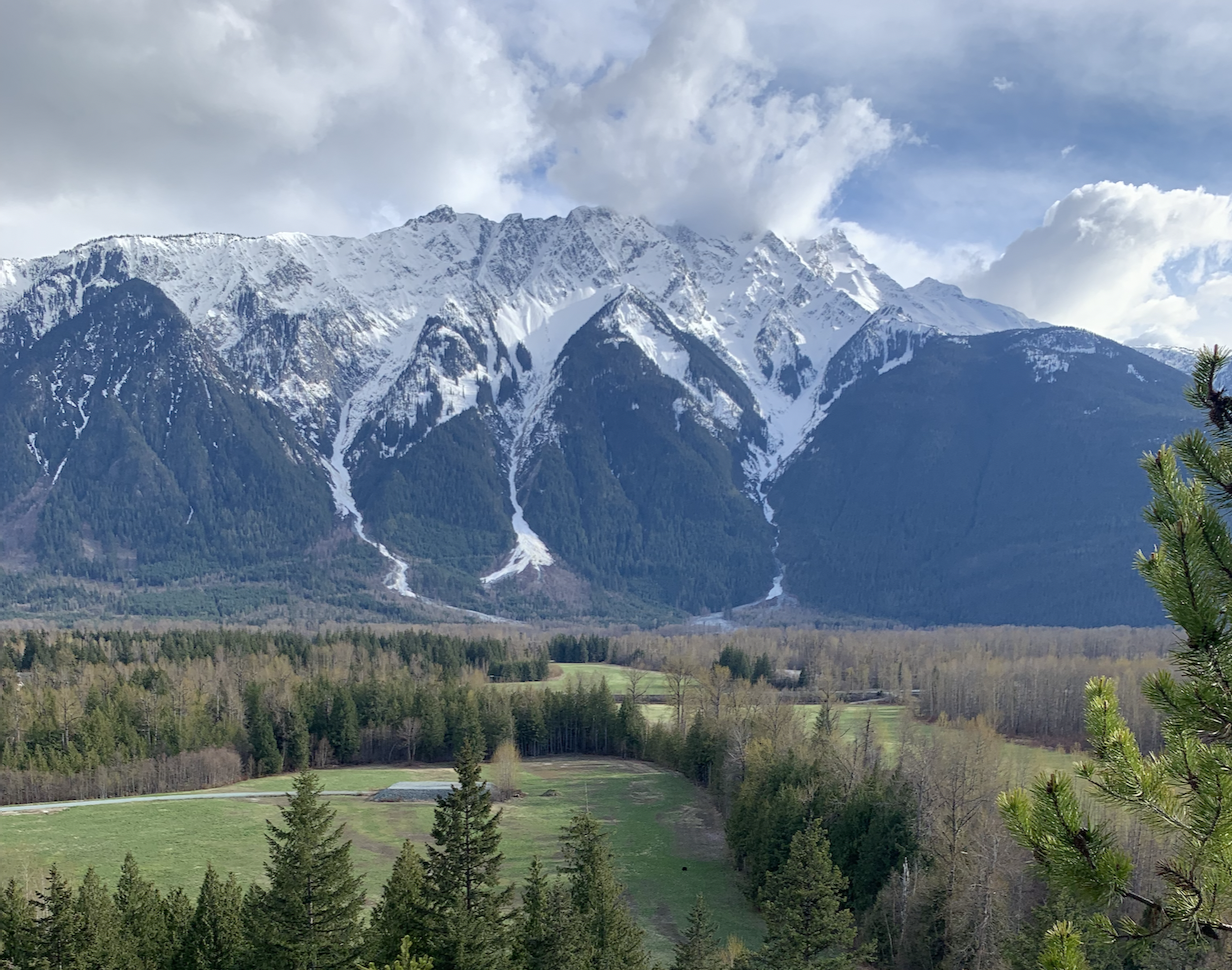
(422, 735), (513, 970)
(672, 895), (721, 970)
(181, 866), (245, 970)
(37, 866), (80, 970)
(256, 770), (365, 970)
(999, 348), (1232, 967)
(756, 819), (860, 970)
(75, 868), (123, 970)
(115, 853), (169, 970)
(246, 685), (282, 777)
(164, 887), (196, 968)
(510, 857), (584, 970)
(366, 842), (429, 966)
(0, 879), (38, 968)
(362, 936), (435, 970)
(560, 812), (649, 970)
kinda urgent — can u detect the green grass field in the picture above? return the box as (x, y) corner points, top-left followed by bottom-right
(0, 758), (761, 964)
(499, 663), (673, 696)
(642, 701), (1077, 782)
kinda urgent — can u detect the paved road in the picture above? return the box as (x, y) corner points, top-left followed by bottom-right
(0, 791), (371, 814)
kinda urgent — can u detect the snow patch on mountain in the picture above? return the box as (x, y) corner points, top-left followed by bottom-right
(904, 278), (1050, 335)
(0, 206), (1055, 592)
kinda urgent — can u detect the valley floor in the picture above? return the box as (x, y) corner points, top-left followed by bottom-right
(0, 756), (763, 965)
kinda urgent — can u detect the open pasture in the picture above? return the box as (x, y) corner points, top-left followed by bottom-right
(0, 758), (761, 965)
(501, 662), (673, 696)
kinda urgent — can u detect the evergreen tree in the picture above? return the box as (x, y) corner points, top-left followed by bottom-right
(510, 858), (583, 970)
(256, 771), (365, 970)
(245, 686), (282, 777)
(422, 735), (512, 970)
(115, 853), (169, 970)
(37, 866), (80, 970)
(751, 653), (773, 684)
(327, 688), (359, 764)
(755, 819), (860, 970)
(238, 884), (267, 970)
(180, 866), (244, 970)
(284, 707), (311, 773)
(999, 347), (1232, 966)
(0, 879), (38, 968)
(164, 888), (196, 969)
(363, 936), (435, 970)
(75, 868), (123, 970)
(366, 842), (429, 966)
(560, 812), (649, 970)
(672, 895), (720, 970)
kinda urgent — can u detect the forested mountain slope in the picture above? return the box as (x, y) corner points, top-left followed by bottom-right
(771, 327), (1192, 626)
(0, 208), (1197, 624)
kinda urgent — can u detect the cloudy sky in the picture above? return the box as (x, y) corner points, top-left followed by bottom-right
(2, 0), (1230, 347)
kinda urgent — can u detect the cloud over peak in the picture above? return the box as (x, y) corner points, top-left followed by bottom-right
(544, 0), (900, 239)
(962, 181), (1232, 348)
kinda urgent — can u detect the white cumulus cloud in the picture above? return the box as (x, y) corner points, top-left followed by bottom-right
(543, 0), (901, 239)
(961, 181), (1232, 348)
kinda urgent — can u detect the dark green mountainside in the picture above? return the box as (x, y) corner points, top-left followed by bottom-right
(0, 276), (1203, 627)
(518, 294), (776, 613)
(770, 328), (1194, 626)
(0, 280), (335, 584)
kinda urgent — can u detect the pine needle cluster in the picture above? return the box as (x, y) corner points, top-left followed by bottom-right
(999, 347), (1232, 967)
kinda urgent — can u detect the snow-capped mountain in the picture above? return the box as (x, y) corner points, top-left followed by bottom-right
(0, 206), (1194, 624)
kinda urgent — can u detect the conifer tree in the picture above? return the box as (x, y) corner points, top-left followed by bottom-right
(0, 879), (38, 968)
(510, 857), (583, 970)
(37, 866), (80, 970)
(559, 812), (649, 970)
(999, 348), (1232, 967)
(363, 936), (435, 970)
(115, 853), (169, 970)
(755, 819), (860, 970)
(245, 686), (282, 777)
(256, 771), (365, 970)
(672, 895), (721, 970)
(181, 866), (245, 970)
(422, 735), (512, 970)
(164, 887), (196, 967)
(239, 884), (267, 969)
(366, 842), (429, 966)
(284, 708), (311, 773)
(75, 868), (123, 970)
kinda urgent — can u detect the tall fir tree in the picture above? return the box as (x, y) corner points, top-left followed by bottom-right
(754, 818), (860, 970)
(672, 895), (721, 970)
(180, 866), (245, 970)
(115, 853), (169, 970)
(75, 868), (123, 970)
(256, 771), (365, 970)
(510, 857), (584, 970)
(239, 884), (268, 969)
(366, 842), (429, 966)
(422, 734), (513, 970)
(37, 866), (80, 970)
(245, 685), (282, 777)
(560, 812), (649, 970)
(0, 879), (38, 968)
(164, 888), (196, 968)
(284, 708), (311, 773)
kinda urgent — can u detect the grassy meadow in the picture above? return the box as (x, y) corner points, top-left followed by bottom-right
(0, 757), (762, 965)
(504, 662), (674, 695)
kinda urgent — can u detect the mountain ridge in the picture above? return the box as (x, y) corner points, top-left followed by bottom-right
(0, 207), (1198, 625)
